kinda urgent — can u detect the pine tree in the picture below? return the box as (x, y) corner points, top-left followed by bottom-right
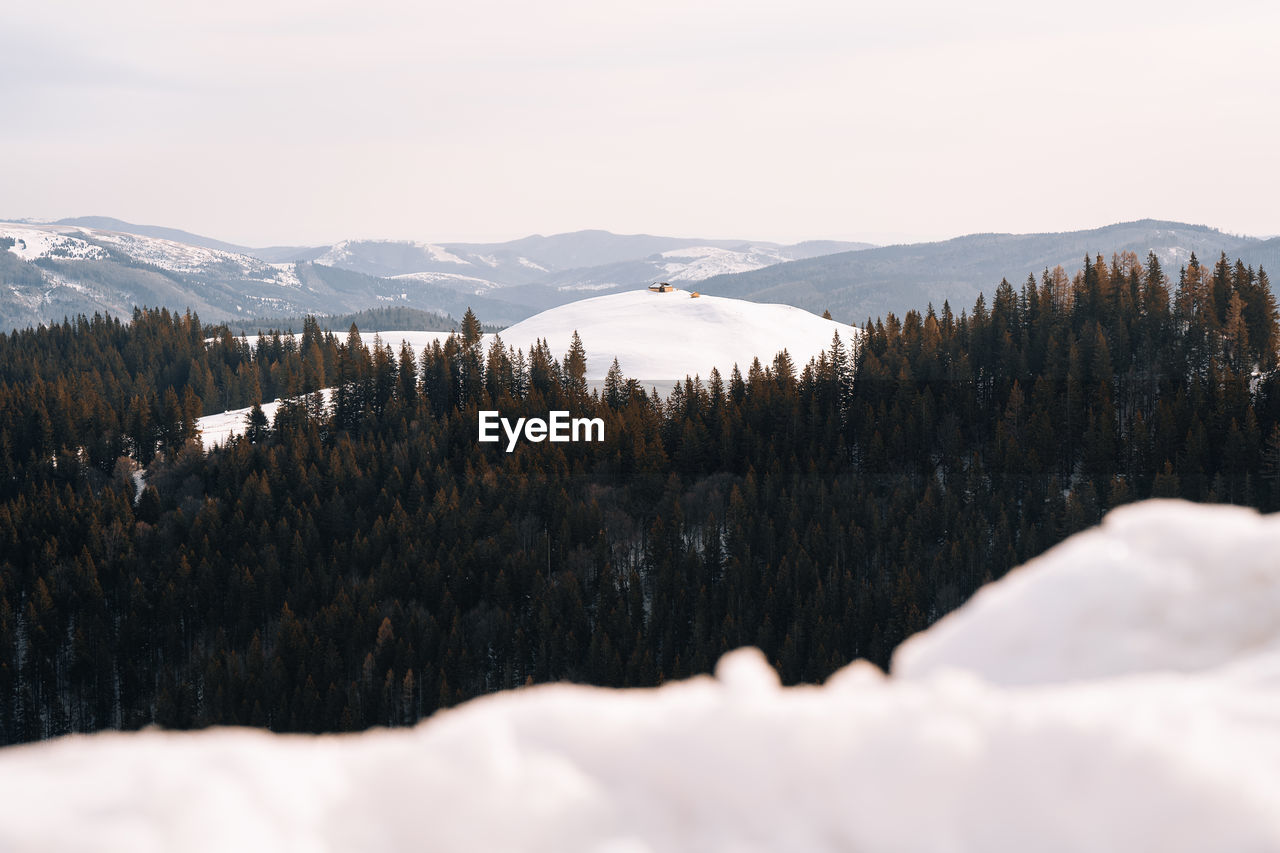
(563, 331), (589, 404)
(246, 402), (270, 444)
(604, 358), (626, 409)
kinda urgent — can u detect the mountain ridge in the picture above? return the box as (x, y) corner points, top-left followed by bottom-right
(5, 216), (1277, 331)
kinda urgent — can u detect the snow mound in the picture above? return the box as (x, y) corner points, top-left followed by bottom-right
(5, 500), (1280, 851)
(500, 289), (855, 381)
(894, 500), (1280, 685)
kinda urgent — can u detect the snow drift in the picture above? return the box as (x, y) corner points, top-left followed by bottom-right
(3, 500), (1280, 852)
(894, 499), (1280, 685)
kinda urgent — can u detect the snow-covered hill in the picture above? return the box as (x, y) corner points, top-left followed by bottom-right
(0, 221), (313, 329)
(499, 288), (855, 381)
(3, 500), (1280, 851)
(2, 222), (299, 285)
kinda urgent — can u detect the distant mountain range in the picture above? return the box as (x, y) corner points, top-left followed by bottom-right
(695, 220), (1280, 323)
(0, 217), (870, 330)
(3, 216), (1278, 331)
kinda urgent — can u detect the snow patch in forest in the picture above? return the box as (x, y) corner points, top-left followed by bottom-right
(3, 501), (1280, 850)
(196, 389), (335, 449)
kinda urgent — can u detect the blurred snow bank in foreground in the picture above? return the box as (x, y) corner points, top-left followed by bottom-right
(2, 499), (1280, 852)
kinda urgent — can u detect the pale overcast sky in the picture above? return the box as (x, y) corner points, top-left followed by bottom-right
(2, 0), (1277, 246)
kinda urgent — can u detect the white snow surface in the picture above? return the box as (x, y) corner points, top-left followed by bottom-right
(3, 501), (1280, 851)
(196, 389), (334, 449)
(500, 289), (855, 381)
(2, 225), (109, 261)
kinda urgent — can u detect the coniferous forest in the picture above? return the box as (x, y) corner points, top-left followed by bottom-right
(1, 251), (1279, 743)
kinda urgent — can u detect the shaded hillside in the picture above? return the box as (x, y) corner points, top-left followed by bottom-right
(1237, 236), (1280, 276)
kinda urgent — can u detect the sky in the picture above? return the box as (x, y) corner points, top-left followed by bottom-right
(2, 0), (1278, 247)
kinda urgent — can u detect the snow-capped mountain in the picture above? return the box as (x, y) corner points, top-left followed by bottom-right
(0, 219), (873, 331)
(4, 223), (296, 283)
(0, 222), (527, 330)
(3, 500), (1279, 852)
(267, 231), (872, 295)
(7, 215), (1278, 334)
(498, 287), (855, 382)
(0, 221), (312, 329)
(311, 239), (516, 281)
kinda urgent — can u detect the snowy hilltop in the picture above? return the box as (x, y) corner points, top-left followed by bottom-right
(498, 288), (856, 382)
(1, 499), (1279, 852)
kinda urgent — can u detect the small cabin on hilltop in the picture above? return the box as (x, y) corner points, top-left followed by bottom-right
(690, 291), (700, 298)
(648, 282), (673, 293)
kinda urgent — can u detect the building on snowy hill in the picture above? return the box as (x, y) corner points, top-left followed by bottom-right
(690, 291), (700, 298)
(648, 282), (673, 292)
